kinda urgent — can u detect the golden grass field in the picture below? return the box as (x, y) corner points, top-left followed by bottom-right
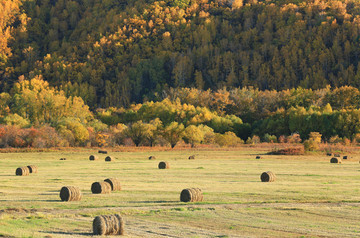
(0, 148), (360, 237)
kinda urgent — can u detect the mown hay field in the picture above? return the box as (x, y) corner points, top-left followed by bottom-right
(0, 150), (360, 237)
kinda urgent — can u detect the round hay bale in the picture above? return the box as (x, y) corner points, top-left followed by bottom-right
(188, 155), (195, 160)
(326, 153), (333, 156)
(93, 214), (124, 235)
(158, 161), (170, 169)
(60, 186), (82, 201)
(148, 156), (156, 160)
(104, 178), (121, 191)
(98, 150), (108, 154)
(334, 154), (341, 157)
(105, 156), (114, 162)
(180, 188), (203, 202)
(89, 155), (99, 161)
(91, 181), (112, 194)
(260, 171), (276, 182)
(27, 165), (38, 173)
(60, 158), (66, 160)
(15, 167), (30, 176)
(343, 155), (349, 160)
(256, 156), (261, 159)
(330, 157), (342, 164)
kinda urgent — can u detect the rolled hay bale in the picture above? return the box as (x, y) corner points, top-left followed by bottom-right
(343, 155), (349, 160)
(180, 188), (203, 202)
(98, 150), (108, 154)
(91, 181), (112, 194)
(148, 156), (156, 160)
(334, 154), (341, 157)
(326, 153), (333, 156)
(60, 186), (82, 201)
(260, 171), (276, 182)
(330, 157), (342, 164)
(16, 167), (30, 176)
(256, 155), (262, 159)
(104, 178), (121, 191)
(93, 214), (125, 235)
(27, 165), (38, 173)
(89, 155), (99, 161)
(60, 158), (66, 160)
(158, 161), (170, 169)
(105, 156), (114, 162)
(188, 155), (195, 160)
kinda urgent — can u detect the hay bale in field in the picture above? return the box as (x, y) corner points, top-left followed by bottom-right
(148, 156), (156, 160)
(334, 154), (341, 157)
(326, 153), (333, 156)
(89, 155), (99, 161)
(27, 165), (38, 173)
(180, 188), (203, 202)
(343, 155), (349, 160)
(104, 178), (121, 191)
(60, 158), (66, 160)
(98, 150), (108, 154)
(93, 214), (124, 235)
(60, 186), (82, 201)
(91, 181), (112, 194)
(260, 171), (276, 182)
(330, 157), (342, 164)
(256, 155), (261, 159)
(188, 155), (195, 160)
(158, 161), (170, 169)
(105, 156), (114, 162)
(16, 167), (30, 176)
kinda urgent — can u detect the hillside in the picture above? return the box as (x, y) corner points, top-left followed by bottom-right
(1, 0), (360, 108)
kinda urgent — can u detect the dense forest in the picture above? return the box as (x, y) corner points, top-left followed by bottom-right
(1, 0), (360, 148)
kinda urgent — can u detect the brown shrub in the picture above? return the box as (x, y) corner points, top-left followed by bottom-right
(260, 171), (276, 182)
(334, 154), (341, 157)
(104, 178), (121, 191)
(98, 150), (108, 154)
(158, 161), (170, 169)
(93, 214), (124, 235)
(91, 181), (112, 194)
(268, 146), (304, 155)
(16, 167), (30, 176)
(27, 165), (38, 173)
(180, 188), (203, 202)
(60, 186), (82, 201)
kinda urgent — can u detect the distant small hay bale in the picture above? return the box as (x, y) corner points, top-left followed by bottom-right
(158, 161), (170, 169)
(104, 178), (121, 191)
(105, 156), (114, 162)
(91, 181), (112, 194)
(256, 155), (261, 159)
(334, 154), (341, 157)
(89, 155), (99, 161)
(60, 158), (66, 160)
(98, 150), (108, 154)
(188, 155), (195, 160)
(148, 156), (156, 160)
(326, 153), (333, 156)
(343, 155), (349, 160)
(260, 171), (276, 182)
(93, 214), (124, 235)
(16, 167), (30, 176)
(180, 188), (203, 202)
(60, 186), (82, 201)
(330, 157), (341, 164)
(27, 165), (38, 173)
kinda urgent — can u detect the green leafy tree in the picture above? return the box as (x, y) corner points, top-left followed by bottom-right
(162, 122), (185, 148)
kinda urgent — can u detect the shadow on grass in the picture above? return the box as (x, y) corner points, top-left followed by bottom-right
(40, 231), (92, 236)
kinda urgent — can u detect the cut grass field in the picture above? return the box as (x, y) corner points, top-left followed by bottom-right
(0, 149), (360, 237)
